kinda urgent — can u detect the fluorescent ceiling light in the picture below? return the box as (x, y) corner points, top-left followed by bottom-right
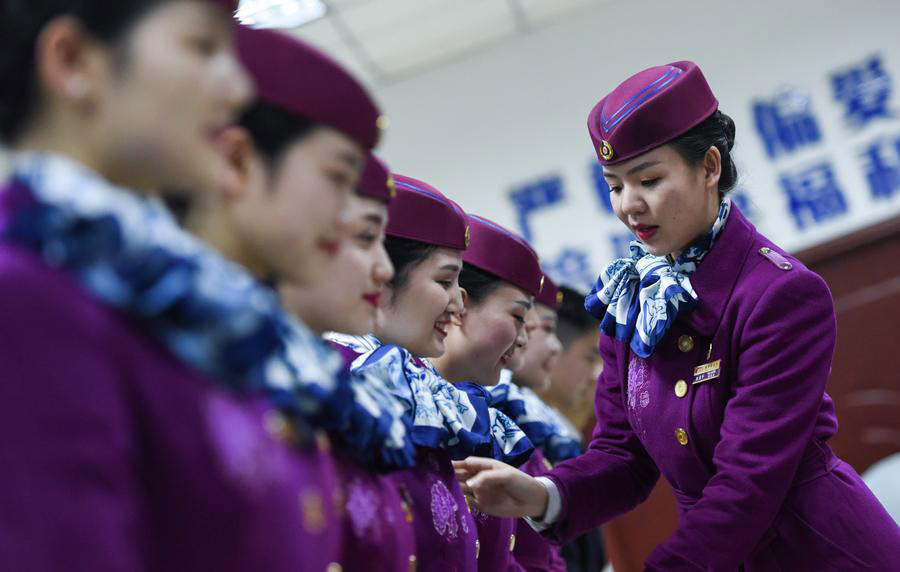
(236, 0), (328, 29)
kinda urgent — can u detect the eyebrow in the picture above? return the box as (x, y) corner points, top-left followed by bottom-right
(439, 263), (461, 272)
(603, 159), (662, 179)
(514, 299), (533, 310)
(337, 151), (363, 170)
(363, 213), (385, 226)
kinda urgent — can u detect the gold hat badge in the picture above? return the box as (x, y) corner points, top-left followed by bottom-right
(599, 140), (614, 161)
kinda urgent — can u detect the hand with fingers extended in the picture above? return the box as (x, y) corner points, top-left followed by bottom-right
(453, 456), (549, 519)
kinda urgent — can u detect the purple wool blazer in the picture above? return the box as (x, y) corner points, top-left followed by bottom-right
(392, 448), (479, 572)
(329, 343), (418, 572)
(331, 342), (479, 572)
(544, 206), (900, 571)
(332, 450), (417, 572)
(514, 449), (566, 572)
(472, 508), (523, 572)
(0, 245), (343, 572)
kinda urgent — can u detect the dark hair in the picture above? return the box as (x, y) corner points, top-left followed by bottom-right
(458, 263), (504, 306)
(0, 0), (165, 143)
(556, 285), (598, 349)
(384, 235), (438, 293)
(669, 110), (738, 194)
(237, 100), (320, 165)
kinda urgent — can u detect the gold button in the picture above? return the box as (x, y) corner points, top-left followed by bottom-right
(299, 489), (326, 535)
(264, 410), (294, 442)
(315, 430), (332, 453)
(408, 555), (417, 572)
(675, 428), (689, 446)
(326, 564), (342, 572)
(677, 335), (694, 353)
(674, 380), (688, 398)
(401, 499), (413, 523)
(509, 533), (516, 552)
(475, 539), (481, 559)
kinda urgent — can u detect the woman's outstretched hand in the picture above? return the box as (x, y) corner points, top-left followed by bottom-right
(453, 457), (549, 519)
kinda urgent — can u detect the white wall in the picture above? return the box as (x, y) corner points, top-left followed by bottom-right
(374, 0), (900, 290)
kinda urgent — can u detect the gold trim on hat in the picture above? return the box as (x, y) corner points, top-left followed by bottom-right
(386, 173), (396, 199)
(600, 140), (614, 161)
(556, 290), (564, 305)
(538, 275), (545, 295)
(464, 225), (471, 248)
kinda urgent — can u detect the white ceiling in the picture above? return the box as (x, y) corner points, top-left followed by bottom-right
(282, 0), (603, 86)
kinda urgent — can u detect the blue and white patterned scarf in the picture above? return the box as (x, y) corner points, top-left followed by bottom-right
(586, 198), (732, 358)
(342, 364), (416, 471)
(490, 373), (583, 464)
(329, 334), (534, 466)
(0, 153), (355, 434)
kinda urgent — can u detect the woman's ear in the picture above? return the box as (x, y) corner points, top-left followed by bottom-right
(453, 287), (469, 326)
(36, 16), (105, 110)
(703, 146), (722, 193)
(215, 126), (256, 201)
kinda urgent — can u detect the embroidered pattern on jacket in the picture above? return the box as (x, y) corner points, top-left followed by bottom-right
(627, 353), (651, 440)
(346, 478), (382, 540)
(430, 480), (460, 540)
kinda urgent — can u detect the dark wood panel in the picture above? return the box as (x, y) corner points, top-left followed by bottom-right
(796, 214), (900, 474)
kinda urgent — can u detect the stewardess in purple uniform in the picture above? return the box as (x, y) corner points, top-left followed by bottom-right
(455, 60), (900, 571)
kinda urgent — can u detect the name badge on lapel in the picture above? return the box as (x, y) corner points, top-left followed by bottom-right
(693, 359), (721, 385)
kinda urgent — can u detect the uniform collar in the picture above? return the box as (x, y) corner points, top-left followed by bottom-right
(680, 203), (756, 338)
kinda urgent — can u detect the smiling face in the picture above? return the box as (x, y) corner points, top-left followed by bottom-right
(513, 303), (563, 392)
(375, 247), (464, 357)
(435, 283), (532, 386)
(280, 194), (392, 335)
(227, 125), (366, 285)
(603, 144), (722, 258)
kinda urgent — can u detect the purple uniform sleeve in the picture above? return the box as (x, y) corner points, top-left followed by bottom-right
(0, 251), (143, 572)
(644, 271), (836, 570)
(542, 334), (661, 543)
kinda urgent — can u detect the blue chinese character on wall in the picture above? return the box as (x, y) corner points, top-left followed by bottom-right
(860, 135), (900, 199)
(590, 162), (614, 214)
(508, 175), (565, 241)
(543, 248), (596, 293)
(831, 55), (894, 129)
(780, 163), (849, 229)
(753, 88), (822, 159)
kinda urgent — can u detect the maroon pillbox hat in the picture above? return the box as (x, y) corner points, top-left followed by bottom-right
(356, 154), (393, 203)
(463, 214), (543, 297)
(385, 175), (469, 250)
(236, 25), (385, 150)
(534, 274), (561, 310)
(588, 61), (718, 165)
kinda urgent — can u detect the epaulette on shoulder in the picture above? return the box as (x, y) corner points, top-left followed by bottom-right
(757, 246), (793, 271)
